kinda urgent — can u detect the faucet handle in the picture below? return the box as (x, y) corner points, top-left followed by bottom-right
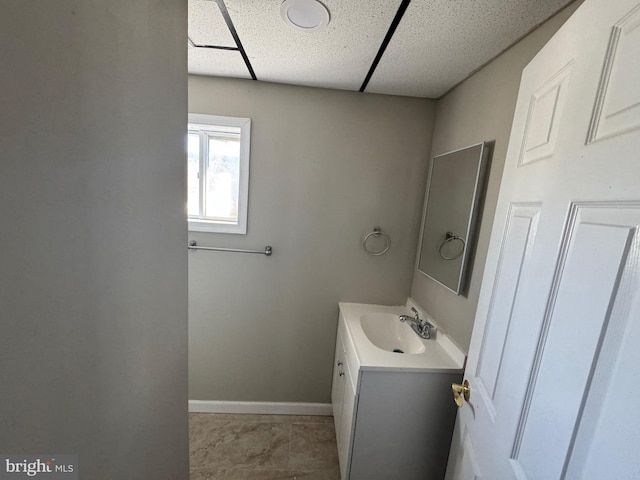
(411, 307), (420, 319)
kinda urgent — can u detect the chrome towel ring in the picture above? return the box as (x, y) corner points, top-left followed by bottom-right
(438, 232), (465, 260)
(362, 226), (391, 256)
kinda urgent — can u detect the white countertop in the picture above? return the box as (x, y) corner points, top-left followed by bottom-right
(339, 302), (466, 373)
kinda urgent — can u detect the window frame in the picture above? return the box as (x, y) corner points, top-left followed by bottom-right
(187, 113), (251, 234)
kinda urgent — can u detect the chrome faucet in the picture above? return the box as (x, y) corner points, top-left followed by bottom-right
(399, 307), (434, 339)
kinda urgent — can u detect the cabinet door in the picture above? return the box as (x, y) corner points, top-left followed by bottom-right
(331, 332), (346, 447)
(339, 363), (357, 480)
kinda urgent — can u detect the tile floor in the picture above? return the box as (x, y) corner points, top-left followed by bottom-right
(189, 413), (341, 480)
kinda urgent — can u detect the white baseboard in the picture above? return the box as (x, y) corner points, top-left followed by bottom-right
(189, 400), (333, 416)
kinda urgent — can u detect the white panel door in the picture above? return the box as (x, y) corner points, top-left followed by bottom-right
(446, 0), (640, 479)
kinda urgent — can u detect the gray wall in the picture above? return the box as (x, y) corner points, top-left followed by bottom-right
(0, 2), (188, 479)
(189, 76), (435, 402)
(411, 1), (583, 352)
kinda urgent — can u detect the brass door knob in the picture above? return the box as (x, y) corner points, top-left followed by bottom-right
(452, 380), (470, 407)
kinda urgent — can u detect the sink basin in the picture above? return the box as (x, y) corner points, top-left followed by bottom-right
(360, 313), (426, 354)
(339, 302), (466, 372)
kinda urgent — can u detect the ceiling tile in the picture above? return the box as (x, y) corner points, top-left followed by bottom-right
(188, 47), (252, 79)
(366, 0), (573, 98)
(189, 0), (236, 47)
(223, 0), (403, 91)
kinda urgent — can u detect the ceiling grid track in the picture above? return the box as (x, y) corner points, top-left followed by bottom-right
(214, 0), (257, 80)
(188, 36), (239, 51)
(359, 0), (412, 93)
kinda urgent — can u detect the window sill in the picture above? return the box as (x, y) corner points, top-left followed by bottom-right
(188, 219), (246, 235)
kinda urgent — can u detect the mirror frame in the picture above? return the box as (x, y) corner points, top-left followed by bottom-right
(416, 142), (491, 295)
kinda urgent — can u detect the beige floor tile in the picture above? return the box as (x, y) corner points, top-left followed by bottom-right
(189, 413), (340, 480)
(189, 413), (333, 424)
(190, 468), (340, 480)
(256, 415), (334, 424)
(288, 423), (340, 471)
(190, 421), (290, 470)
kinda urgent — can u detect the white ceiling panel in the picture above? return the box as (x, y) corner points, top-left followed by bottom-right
(187, 0), (576, 98)
(188, 46), (252, 79)
(366, 0), (573, 98)
(223, 0), (403, 91)
(189, 0), (236, 47)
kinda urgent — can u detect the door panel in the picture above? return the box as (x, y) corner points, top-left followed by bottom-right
(565, 239), (640, 478)
(518, 63), (573, 166)
(588, 5), (640, 142)
(447, 424), (482, 480)
(475, 204), (541, 412)
(513, 204), (640, 480)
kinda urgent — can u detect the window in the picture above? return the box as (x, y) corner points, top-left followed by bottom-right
(187, 114), (251, 234)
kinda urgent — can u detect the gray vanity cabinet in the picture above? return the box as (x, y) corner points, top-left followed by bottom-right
(331, 315), (461, 480)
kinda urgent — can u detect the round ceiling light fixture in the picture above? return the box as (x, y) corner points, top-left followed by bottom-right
(280, 0), (330, 31)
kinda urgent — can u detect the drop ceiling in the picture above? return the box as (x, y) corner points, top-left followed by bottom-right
(188, 0), (574, 99)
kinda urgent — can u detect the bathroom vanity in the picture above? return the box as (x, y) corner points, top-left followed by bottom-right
(332, 302), (465, 480)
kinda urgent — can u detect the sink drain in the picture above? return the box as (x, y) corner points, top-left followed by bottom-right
(392, 348), (404, 354)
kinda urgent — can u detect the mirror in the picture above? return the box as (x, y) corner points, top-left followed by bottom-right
(417, 142), (491, 295)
